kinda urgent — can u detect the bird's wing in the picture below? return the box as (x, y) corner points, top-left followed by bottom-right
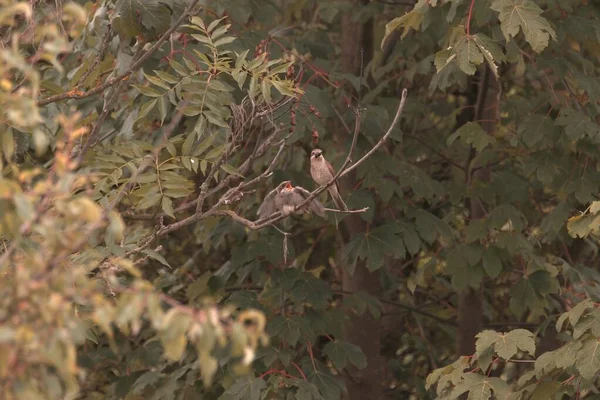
(257, 182), (287, 218)
(309, 197), (325, 216)
(292, 185), (311, 198)
(293, 186), (325, 216)
(325, 159), (341, 193)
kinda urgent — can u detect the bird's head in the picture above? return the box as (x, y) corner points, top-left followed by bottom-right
(279, 180), (293, 193)
(310, 149), (323, 160)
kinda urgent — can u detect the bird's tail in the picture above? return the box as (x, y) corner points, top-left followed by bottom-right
(331, 190), (348, 211)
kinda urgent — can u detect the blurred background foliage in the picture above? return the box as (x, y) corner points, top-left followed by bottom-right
(1, 0), (600, 399)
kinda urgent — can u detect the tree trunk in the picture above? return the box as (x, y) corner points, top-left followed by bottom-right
(336, 1), (386, 399)
(456, 66), (500, 356)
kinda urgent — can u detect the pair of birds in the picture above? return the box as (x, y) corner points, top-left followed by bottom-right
(257, 149), (348, 219)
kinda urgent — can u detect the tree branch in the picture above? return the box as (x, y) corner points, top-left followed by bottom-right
(37, 0), (201, 107)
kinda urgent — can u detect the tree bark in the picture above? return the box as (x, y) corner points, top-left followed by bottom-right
(336, 1), (386, 399)
(456, 66), (500, 356)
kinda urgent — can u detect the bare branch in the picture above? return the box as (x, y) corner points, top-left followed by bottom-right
(323, 207), (369, 214)
(340, 88), (408, 178)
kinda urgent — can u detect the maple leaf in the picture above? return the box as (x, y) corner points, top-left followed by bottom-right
(491, 0), (556, 53)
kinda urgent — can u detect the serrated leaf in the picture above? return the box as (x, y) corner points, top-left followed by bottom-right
(447, 122), (495, 152)
(382, 11), (423, 46)
(576, 338), (600, 380)
(342, 223), (405, 274)
(455, 35), (483, 76)
(491, 0), (556, 53)
(323, 340), (367, 370)
(218, 377), (266, 400)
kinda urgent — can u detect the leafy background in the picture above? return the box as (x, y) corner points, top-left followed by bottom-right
(2, 0), (600, 399)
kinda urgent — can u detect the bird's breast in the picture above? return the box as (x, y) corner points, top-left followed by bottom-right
(310, 161), (329, 185)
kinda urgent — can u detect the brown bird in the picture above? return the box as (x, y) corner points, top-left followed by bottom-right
(257, 181), (325, 219)
(310, 149), (348, 211)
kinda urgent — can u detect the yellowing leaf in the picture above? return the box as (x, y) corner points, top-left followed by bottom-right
(68, 197), (103, 223)
(381, 10), (423, 48)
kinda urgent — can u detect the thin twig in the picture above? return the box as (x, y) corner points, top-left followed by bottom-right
(74, 25), (113, 88)
(323, 207), (368, 214)
(339, 89), (408, 178)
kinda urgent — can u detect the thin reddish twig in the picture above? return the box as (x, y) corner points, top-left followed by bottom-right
(466, 0), (476, 36)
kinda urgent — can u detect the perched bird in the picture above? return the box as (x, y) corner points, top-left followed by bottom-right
(257, 181), (325, 219)
(309, 149), (348, 211)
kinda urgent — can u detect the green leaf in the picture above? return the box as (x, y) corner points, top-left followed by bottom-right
(182, 132), (196, 156)
(490, 0), (556, 53)
(161, 196), (175, 219)
(555, 108), (600, 141)
(158, 96), (168, 125)
(342, 223), (405, 274)
(482, 247), (503, 279)
(159, 310), (190, 361)
(205, 144), (226, 160)
(323, 340), (367, 370)
(518, 114), (558, 148)
(154, 70), (179, 84)
(381, 11), (423, 45)
(268, 316), (304, 346)
(414, 210), (453, 244)
(220, 164), (244, 178)
(472, 33), (504, 78)
(295, 380), (325, 400)
(207, 17), (226, 33)
(144, 72), (171, 90)
(214, 36), (236, 47)
(509, 271), (554, 318)
(170, 59), (188, 76)
(136, 99), (158, 121)
(219, 377), (266, 400)
(142, 248), (170, 267)
(133, 84), (162, 97)
(450, 373), (491, 399)
(576, 338), (600, 380)
(309, 370), (343, 400)
(455, 35), (483, 76)
(289, 274), (332, 310)
(199, 353), (218, 387)
(447, 122), (495, 152)
(530, 381), (561, 400)
(476, 328), (535, 360)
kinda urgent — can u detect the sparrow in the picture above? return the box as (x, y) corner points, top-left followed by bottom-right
(257, 181), (325, 219)
(309, 149), (348, 211)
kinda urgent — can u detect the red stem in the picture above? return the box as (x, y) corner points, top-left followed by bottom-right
(290, 362), (308, 380)
(466, 0), (476, 36)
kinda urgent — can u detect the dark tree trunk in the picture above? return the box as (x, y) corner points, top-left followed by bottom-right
(336, 1), (386, 399)
(456, 66), (500, 356)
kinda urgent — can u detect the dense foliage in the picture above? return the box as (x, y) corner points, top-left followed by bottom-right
(1, 0), (600, 399)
